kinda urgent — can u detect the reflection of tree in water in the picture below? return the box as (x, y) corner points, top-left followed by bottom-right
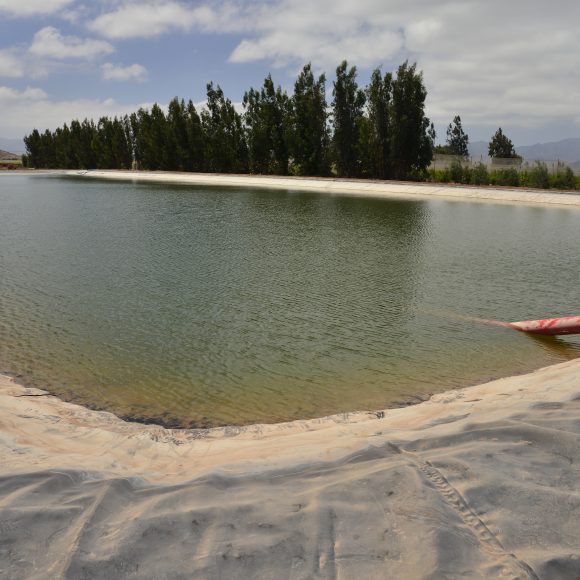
(240, 190), (430, 385)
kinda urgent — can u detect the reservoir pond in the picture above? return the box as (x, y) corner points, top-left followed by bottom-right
(0, 174), (579, 427)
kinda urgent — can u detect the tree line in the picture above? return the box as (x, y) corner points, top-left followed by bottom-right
(23, 61), (436, 180)
(432, 116), (577, 189)
(436, 115), (520, 159)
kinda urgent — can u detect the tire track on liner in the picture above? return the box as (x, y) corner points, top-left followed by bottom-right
(387, 443), (539, 579)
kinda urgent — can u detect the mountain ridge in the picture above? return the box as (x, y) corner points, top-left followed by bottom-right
(0, 149), (21, 160)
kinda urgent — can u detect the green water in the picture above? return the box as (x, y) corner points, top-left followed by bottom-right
(0, 174), (579, 427)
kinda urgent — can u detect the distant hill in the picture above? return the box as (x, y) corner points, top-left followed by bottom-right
(469, 138), (580, 164)
(467, 141), (489, 159)
(0, 149), (20, 161)
(516, 138), (580, 163)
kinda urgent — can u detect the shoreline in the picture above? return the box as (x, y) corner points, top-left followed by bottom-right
(1, 357), (579, 482)
(2, 359), (580, 577)
(66, 169), (580, 208)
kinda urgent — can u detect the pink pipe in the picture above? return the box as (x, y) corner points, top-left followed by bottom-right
(509, 315), (580, 336)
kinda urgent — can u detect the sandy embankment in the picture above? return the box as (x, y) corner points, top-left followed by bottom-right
(1, 359), (580, 579)
(71, 169), (580, 208)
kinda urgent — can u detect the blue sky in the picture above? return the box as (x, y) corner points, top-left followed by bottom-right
(1, 0), (579, 150)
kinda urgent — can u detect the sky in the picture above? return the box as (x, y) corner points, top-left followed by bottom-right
(1, 0), (579, 150)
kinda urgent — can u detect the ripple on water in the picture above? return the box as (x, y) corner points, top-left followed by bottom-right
(0, 175), (579, 427)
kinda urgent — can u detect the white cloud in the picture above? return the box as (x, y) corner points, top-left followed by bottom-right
(0, 50), (25, 78)
(195, 0), (580, 131)
(0, 85), (151, 138)
(29, 27), (114, 60)
(0, 0), (75, 17)
(2, 0), (580, 140)
(59, 4), (91, 24)
(89, 1), (217, 39)
(0, 86), (48, 100)
(101, 62), (148, 82)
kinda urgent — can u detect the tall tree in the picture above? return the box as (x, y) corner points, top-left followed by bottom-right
(201, 82), (248, 173)
(129, 112), (143, 169)
(266, 77), (291, 175)
(23, 129), (42, 168)
(390, 61), (434, 179)
(446, 115), (469, 157)
(243, 86), (271, 174)
(22, 58), (439, 178)
(331, 61), (366, 177)
(488, 127), (517, 158)
(290, 64), (330, 176)
(54, 124), (75, 168)
(149, 104), (169, 170)
(132, 105), (167, 170)
(185, 100), (205, 172)
(166, 97), (189, 171)
(361, 67), (392, 178)
(111, 117), (132, 169)
(40, 129), (57, 168)
(243, 74), (290, 175)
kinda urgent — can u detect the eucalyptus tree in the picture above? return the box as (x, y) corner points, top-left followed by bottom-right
(129, 112), (143, 169)
(71, 119), (98, 169)
(166, 97), (189, 171)
(25, 128), (56, 168)
(23, 129), (42, 168)
(201, 82), (248, 173)
(185, 100), (205, 172)
(390, 61), (434, 179)
(149, 103), (170, 170)
(53, 124), (74, 168)
(291, 63), (330, 176)
(132, 107), (155, 170)
(331, 60), (366, 177)
(128, 106), (165, 170)
(361, 67), (392, 178)
(244, 74), (290, 175)
(113, 117), (133, 169)
(95, 117), (115, 169)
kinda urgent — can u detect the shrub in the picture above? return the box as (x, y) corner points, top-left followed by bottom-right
(550, 166), (576, 190)
(491, 168), (520, 187)
(527, 161), (550, 189)
(470, 162), (489, 186)
(449, 159), (464, 183)
(428, 169), (444, 183)
(428, 168), (452, 183)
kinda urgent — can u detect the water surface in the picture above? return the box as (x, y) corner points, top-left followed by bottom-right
(0, 174), (578, 426)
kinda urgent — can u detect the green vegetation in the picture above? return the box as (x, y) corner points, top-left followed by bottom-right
(488, 127), (519, 159)
(23, 60), (434, 181)
(470, 162), (489, 186)
(359, 68), (392, 179)
(21, 63), (577, 191)
(0, 157), (22, 170)
(389, 62), (435, 180)
(332, 61), (365, 177)
(291, 64), (331, 176)
(446, 116), (469, 158)
(429, 161), (576, 190)
(243, 74), (290, 175)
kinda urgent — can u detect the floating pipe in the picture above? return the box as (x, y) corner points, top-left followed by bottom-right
(509, 315), (580, 336)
